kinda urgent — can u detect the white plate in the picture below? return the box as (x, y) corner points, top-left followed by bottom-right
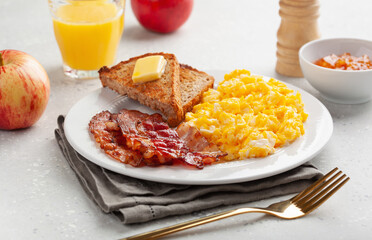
(64, 71), (333, 185)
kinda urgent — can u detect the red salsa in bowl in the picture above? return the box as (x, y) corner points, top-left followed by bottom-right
(314, 53), (372, 70)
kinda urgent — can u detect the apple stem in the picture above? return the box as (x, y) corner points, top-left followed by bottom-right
(0, 52), (3, 66)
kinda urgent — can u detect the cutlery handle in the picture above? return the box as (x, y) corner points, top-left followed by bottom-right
(120, 207), (265, 240)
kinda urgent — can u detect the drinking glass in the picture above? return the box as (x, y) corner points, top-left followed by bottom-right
(48, 0), (125, 79)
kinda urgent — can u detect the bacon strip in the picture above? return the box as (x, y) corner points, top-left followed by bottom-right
(176, 122), (226, 165)
(176, 122), (223, 153)
(88, 111), (144, 167)
(116, 110), (204, 168)
(89, 109), (225, 169)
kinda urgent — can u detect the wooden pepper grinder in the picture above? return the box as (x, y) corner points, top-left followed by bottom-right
(276, 0), (320, 77)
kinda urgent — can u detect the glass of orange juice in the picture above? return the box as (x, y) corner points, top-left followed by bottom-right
(48, 0), (125, 79)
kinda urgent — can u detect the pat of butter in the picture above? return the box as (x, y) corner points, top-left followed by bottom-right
(132, 55), (167, 83)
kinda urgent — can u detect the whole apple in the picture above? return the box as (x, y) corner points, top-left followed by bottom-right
(131, 0), (193, 33)
(0, 50), (50, 130)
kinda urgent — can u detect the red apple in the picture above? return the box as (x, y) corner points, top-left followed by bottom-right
(0, 50), (50, 130)
(131, 0), (193, 33)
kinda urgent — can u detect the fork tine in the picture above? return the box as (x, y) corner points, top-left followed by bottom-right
(295, 170), (343, 206)
(291, 167), (338, 202)
(302, 176), (350, 214)
(300, 173), (347, 208)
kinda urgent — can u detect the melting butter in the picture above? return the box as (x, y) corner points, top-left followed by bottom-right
(132, 55), (167, 83)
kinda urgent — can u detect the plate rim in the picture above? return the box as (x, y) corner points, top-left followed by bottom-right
(64, 72), (333, 185)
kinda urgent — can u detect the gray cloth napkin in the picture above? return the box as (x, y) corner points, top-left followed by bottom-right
(54, 115), (323, 224)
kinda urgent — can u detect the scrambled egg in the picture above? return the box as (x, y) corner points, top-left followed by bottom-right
(185, 69), (308, 161)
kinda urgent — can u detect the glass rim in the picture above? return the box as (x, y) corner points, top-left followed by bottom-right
(48, 0), (125, 24)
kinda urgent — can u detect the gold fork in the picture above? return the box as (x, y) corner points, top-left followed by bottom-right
(120, 167), (349, 240)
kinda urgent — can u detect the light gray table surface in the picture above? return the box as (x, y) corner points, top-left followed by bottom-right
(1, 0), (371, 239)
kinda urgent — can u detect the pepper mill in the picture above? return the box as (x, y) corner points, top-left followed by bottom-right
(276, 0), (320, 77)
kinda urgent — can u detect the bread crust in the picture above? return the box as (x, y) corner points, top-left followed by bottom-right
(179, 64), (215, 114)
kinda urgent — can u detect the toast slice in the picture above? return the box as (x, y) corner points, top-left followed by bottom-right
(98, 53), (183, 127)
(179, 64), (215, 114)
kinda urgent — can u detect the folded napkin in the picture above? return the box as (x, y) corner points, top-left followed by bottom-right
(55, 115), (323, 224)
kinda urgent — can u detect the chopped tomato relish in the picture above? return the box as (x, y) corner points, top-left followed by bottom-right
(314, 53), (372, 70)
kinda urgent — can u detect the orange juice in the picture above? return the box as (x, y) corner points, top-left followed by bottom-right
(52, 1), (124, 70)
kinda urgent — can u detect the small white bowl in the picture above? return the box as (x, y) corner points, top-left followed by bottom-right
(299, 38), (372, 104)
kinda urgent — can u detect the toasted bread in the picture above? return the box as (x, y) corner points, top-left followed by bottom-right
(98, 52), (184, 127)
(179, 64), (214, 114)
(98, 53), (215, 127)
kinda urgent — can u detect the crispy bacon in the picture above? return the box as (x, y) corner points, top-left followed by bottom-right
(176, 122), (222, 153)
(88, 111), (144, 167)
(89, 109), (225, 169)
(176, 122), (226, 165)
